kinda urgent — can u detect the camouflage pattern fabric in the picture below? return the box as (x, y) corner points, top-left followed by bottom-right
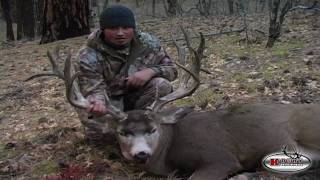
(76, 29), (177, 104)
(123, 77), (173, 110)
(76, 29), (177, 142)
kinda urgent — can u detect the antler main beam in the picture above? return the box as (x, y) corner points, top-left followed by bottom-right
(151, 26), (205, 112)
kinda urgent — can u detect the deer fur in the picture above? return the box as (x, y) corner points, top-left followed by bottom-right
(115, 104), (320, 179)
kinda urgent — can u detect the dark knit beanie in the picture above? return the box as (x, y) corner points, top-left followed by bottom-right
(99, 5), (136, 29)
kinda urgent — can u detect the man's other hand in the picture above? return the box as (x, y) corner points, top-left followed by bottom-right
(125, 68), (156, 88)
(87, 97), (108, 117)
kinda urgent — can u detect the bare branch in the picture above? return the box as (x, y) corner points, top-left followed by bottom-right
(24, 73), (60, 81)
(290, 6), (320, 11)
(197, 32), (205, 60)
(200, 68), (212, 75)
(289, 1), (320, 12)
(163, 28), (245, 43)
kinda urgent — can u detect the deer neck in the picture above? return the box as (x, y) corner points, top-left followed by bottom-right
(142, 124), (174, 176)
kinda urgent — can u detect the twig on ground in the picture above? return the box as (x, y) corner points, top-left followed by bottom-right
(289, 1), (320, 12)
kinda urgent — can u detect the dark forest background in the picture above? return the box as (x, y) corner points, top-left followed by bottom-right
(0, 0), (318, 47)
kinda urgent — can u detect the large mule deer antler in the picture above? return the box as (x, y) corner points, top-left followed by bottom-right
(150, 26), (205, 112)
(26, 46), (127, 121)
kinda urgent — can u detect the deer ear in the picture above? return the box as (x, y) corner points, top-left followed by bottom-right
(156, 106), (194, 124)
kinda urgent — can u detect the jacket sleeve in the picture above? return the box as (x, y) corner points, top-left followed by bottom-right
(148, 46), (178, 82)
(137, 31), (178, 82)
(76, 48), (107, 103)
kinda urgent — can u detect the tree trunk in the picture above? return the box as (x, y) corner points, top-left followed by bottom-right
(103, 0), (109, 9)
(35, 0), (45, 36)
(24, 0), (35, 39)
(16, 0), (35, 40)
(266, 0), (292, 48)
(40, 0), (90, 44)
(167, 0), (177, 16)
(152, 0), (156, 17)
(260, 0), (266, 12)
(227, 0), (234, 15)
(16, 0), (23, 40)
(198, 0), (212, 16)
(211, 1), (218, 15)
(0, 0), (15, 41)
(266, 0), (280, 48)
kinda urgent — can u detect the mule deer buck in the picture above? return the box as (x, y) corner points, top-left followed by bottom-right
(28, 29), (320, 179)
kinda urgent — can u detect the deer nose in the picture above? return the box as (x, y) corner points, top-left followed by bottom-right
(134, 151), (150, 164)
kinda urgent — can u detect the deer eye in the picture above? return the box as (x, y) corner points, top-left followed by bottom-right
(118, 130), (133, 137)
(146, 128), (157, 135)
(151, 128), (157, 133)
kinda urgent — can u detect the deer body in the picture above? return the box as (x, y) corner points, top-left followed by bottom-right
(117, 103), (320, 179)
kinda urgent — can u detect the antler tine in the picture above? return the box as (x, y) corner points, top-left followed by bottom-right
(179, 25), (198, 87)
(26, 45), (91, 110)
(170, 29), (189, 89)
(152, 62), (200, 112)
(48, 47), (65, 79)
(171, 30), (187, 65)
(102, 91), (128, 121)
(152, 26), (205, 112)
(146, 86), (160, 112)
(24, 46), (64, 81)
(64, 52), (90, 109)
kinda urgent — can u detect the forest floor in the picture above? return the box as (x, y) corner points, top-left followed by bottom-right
(0, 12), (320, 179)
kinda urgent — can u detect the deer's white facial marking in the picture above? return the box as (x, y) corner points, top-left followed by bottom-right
(117, 123), (160, 164)
(131, 135), (152, 156)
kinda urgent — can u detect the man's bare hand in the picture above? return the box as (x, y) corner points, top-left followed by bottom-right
(86, 96), (108, 117)
(126, 68), (156, 88)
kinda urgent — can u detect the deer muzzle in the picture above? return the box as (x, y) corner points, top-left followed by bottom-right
(134, 151), (151, 164)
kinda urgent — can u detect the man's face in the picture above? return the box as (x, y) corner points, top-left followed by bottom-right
(103, 27), (134, 46)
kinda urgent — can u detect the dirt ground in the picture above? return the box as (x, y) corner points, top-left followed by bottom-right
(1, 13), (320, 179)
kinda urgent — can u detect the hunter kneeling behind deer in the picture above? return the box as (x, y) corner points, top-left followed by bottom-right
(76, 5), (177, 145)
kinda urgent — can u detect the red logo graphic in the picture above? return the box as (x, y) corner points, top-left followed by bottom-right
(270, 159), (279, 166)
